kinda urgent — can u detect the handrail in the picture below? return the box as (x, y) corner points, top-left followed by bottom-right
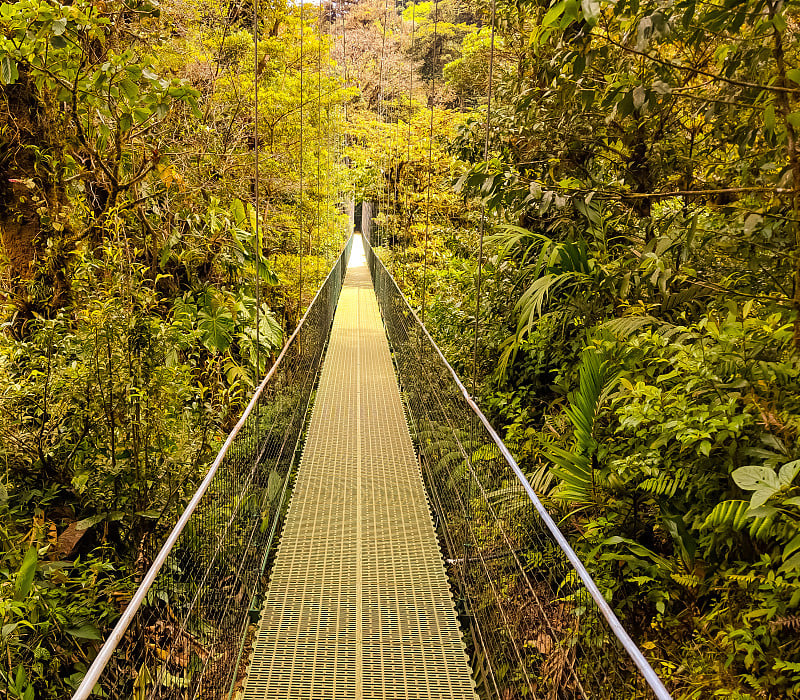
(364, 237), (672, 700)
(73, 235), (353, 700)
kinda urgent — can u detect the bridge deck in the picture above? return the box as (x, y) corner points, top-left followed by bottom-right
(241, 236), (476, 699)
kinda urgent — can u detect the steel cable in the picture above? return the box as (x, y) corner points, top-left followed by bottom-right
(471, 0), (496, 397)
(420, 0), (438, 326)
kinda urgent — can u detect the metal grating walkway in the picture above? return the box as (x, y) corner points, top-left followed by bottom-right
(241, 235), (476, 699)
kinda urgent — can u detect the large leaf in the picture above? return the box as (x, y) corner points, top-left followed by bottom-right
(732, 465), (780, 493)
(198, 306), (234, 353)
(732, 465), (791, 508)
(66, 623), (103, 640)
(14, 547), (38, 601)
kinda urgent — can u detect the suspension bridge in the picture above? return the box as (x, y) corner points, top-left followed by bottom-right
(68, 4), (674, 696)
(71, 234), (671, 700)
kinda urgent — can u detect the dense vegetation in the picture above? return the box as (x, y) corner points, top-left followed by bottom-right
(0, 0), (347, 696)
(3, 0), (800, 697)
(359, 0), (800, 696)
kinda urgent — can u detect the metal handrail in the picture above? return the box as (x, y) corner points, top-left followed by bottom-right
(73, 235), (353, 700)
(364, 237), (672, 700)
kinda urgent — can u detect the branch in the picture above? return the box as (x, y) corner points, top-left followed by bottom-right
(597, 33), (800, 95)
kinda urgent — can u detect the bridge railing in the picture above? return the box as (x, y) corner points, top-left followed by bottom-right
(73, 236), (353, 700)
(364, 238), (671, 700)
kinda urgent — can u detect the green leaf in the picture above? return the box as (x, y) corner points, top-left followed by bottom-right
(14, 547), (38, 601)
(119, 78), (139, 101)
(257, 261), (279, 285)
(198, 306), (234, 353)
(788, 112), (800, 129)
(751, 488), (778, 509)
(733, 465), (780, 492)
(734, 465), (781, 509)
(784, 533), (800, 561)
(787, 69), (800, 85)
(0, 55), (19, 85)
(562, 0), (579, 26)
(135, 510), (161, 519)
(133, 107), (150, 124)
(764, 104), (775, 132)
(230, 198), (246, 225)
(702, 500), (749, 530)
(581, 0), (600, 25)
(76, 513), (107, 531)
(266, 470), (284, 504)
(66, 624), (102, 640)
(778, 459), (800, 486)
(543, 1), (566, 27)
(135, 662), (152, 700)
(780, 551), (800, 573)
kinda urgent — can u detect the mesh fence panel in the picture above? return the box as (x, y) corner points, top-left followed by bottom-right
(365, 238), (668, 700)
(78, 237), (353, 700)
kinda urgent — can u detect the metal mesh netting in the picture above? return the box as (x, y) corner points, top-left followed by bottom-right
(364, 238), (669, 700)
(76, 237), (352, 700)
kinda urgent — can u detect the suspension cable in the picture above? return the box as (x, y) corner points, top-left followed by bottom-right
(376, 0), (388, 247)
(253, 0), (261, 378)
(391, 13), (403, 267)
(471, 0), (496, 396)
(402, 0), (416, 289)
(298, 4), (304, 320)
(420, 0), (439, 326)
(317, 2), (323, 282)
(342, 0), (350, 234)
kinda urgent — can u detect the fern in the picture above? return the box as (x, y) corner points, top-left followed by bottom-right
(600, 315), (660, 338)
(770, 616), (800, 632)
(702, 500), (750, 530)
(639, 470), (689, 498)
(671, 572), (702, 588)
(544, 351), (618, 504)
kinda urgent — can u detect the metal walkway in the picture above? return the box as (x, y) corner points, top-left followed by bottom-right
(241, 235), (476, 699)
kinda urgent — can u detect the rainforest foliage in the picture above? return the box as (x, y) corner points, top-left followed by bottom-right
(0, 0), (347, 696)
(3, 0), (800, 697)
(356, 0), (800, 697)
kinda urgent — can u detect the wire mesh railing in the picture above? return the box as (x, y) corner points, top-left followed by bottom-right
(73, 236), (353, 700)
(364, 237), (671, 700)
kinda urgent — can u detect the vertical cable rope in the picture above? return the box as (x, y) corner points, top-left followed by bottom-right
(391, 12), (402, 269)
(377, 0), (388, 248)
(298, 5), (304, 320)
(464, 3), (497, 680)
(403, 1), (415, 288)
(471, 0), (496, 396)
(341, 0), (349, 237)
(253, 0), (261, 378)
(317, 3), (323, 282)
(420, 0), (439, 326)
